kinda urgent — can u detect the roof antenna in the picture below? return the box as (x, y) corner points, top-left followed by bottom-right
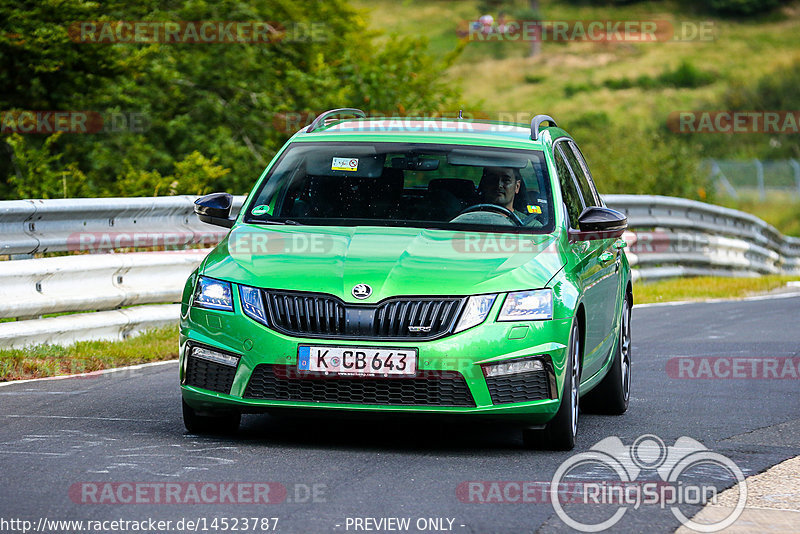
(458, 109), (463, 119)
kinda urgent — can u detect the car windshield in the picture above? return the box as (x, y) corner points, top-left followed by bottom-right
(244, 142), (554, 233)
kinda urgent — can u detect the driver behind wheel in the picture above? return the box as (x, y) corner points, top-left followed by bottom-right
(478, 166), (526, 219)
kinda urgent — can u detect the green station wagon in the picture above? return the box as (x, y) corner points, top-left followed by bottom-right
(180, 109), (632, 450)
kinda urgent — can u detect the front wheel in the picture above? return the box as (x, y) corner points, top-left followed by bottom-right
(523, 321), (580, 451)
(182, 400), (241, 435)
(581, 296), (631, 415)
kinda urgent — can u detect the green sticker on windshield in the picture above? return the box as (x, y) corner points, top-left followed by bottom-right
(251, 204), (271, 216)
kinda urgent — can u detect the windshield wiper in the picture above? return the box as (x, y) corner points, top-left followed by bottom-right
(253, 219), (303, 226)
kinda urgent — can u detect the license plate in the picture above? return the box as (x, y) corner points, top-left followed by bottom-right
(297, 345), (417, 376)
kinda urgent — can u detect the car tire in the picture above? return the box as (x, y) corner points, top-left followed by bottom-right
(581, 295), (631, 415)
(182, 399), (241, 435)
(523, 321), (580, 451)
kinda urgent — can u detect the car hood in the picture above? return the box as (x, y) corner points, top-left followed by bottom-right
(201, 224), (565, 303)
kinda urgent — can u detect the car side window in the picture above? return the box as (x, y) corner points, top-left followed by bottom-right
(561, 141), (599, 207)
(554, 145), (582, 229)
(564, 141), (603, 206)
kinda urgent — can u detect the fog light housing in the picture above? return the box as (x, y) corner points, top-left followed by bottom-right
(189, 345), (240, 367)
(482, 357), (544, 378)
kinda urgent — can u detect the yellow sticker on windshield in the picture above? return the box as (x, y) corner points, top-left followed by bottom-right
(332, 157), (358, 171)
(527, 205), (542, 214)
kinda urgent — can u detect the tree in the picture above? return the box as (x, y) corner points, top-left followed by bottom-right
(0, 0), (460, 199)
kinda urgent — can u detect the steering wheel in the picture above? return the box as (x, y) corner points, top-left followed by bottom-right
(456, 203), (524, 226)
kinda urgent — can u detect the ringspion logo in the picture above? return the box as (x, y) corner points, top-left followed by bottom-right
(550, 434), (746, 532)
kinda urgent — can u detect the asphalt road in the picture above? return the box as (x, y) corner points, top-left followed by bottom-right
(1, 296), (799, 534)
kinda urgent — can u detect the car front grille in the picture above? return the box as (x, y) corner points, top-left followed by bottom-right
(184, 354), (237, 395)
(486, 370), (551, 404)
(243, 364), (475, 407)
(264, 290), (465, 340)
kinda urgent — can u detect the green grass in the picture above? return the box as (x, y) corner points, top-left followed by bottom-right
(352, 0), (800, 128)
(0, 325), (179, 381)
(634, 275), (800, 304)
(717, 196), (800, 237)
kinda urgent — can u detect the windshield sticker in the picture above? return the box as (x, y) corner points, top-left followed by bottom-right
(527, 205), (542, 214)
(332, 157), (359, 171)
(251, 204), (272, 216)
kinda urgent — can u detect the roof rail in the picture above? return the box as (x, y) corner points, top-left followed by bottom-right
(530, 115), (557, 141)
(305, 108), (366, 133)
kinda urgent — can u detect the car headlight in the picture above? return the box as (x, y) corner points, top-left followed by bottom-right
(454, 294), (497, 333)
(239, 284), (268, 324)
(193, 276), (234, 312)
(498, 289), (553, 321)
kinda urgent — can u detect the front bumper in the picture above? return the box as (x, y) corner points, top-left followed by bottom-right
(180, 301), (572, 425)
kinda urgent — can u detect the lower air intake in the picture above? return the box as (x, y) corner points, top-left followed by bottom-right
(244, 365), (475, 407)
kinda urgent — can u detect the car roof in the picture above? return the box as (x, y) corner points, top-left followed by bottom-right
(288, 117), (572, 149)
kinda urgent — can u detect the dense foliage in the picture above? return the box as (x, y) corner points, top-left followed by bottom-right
(562, 0), (789, 16)
(0, 0), (458, 198)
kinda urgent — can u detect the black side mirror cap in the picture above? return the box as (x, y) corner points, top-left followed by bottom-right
(569, 206), (627, 241)
(194, 192), (235, 228)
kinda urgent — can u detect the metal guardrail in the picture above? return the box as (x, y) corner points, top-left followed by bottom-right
(0, 250), (208, 319)
(0, 195), (244, 256)
(0, 194), (798, 349)
(605, 195), (800, 280)
(0, 304), (180, 350)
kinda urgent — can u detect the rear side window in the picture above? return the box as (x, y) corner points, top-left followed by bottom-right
(561, 141), (599, 207)
(554, 145), (582, 228)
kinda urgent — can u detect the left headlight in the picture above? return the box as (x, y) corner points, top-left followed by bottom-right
(454, 294), (497, 333)
(498, 289), (553, 321)
(193, 276), (234, 312)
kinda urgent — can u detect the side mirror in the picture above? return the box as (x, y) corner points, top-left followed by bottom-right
(569, 206), (627, 241)
(194, 193), (235, 228)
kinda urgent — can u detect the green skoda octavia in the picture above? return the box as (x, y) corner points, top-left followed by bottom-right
(180, 109), (632, 450)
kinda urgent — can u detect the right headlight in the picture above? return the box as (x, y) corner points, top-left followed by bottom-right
(192, 276), (234, 312)
(498, 289), (553, 321)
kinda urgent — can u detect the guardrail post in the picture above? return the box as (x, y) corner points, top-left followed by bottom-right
(790, 159), (800, 198)
(754, 159), (765, 200)
(708, 159), (737, 198)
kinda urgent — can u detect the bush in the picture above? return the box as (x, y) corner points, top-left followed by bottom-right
(704, 0), (785, 16)
(568, 117), (711, 200)
(658, 60), (715, 88)
(564, 82), (595, 97)
(603, 61), (714, 91)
